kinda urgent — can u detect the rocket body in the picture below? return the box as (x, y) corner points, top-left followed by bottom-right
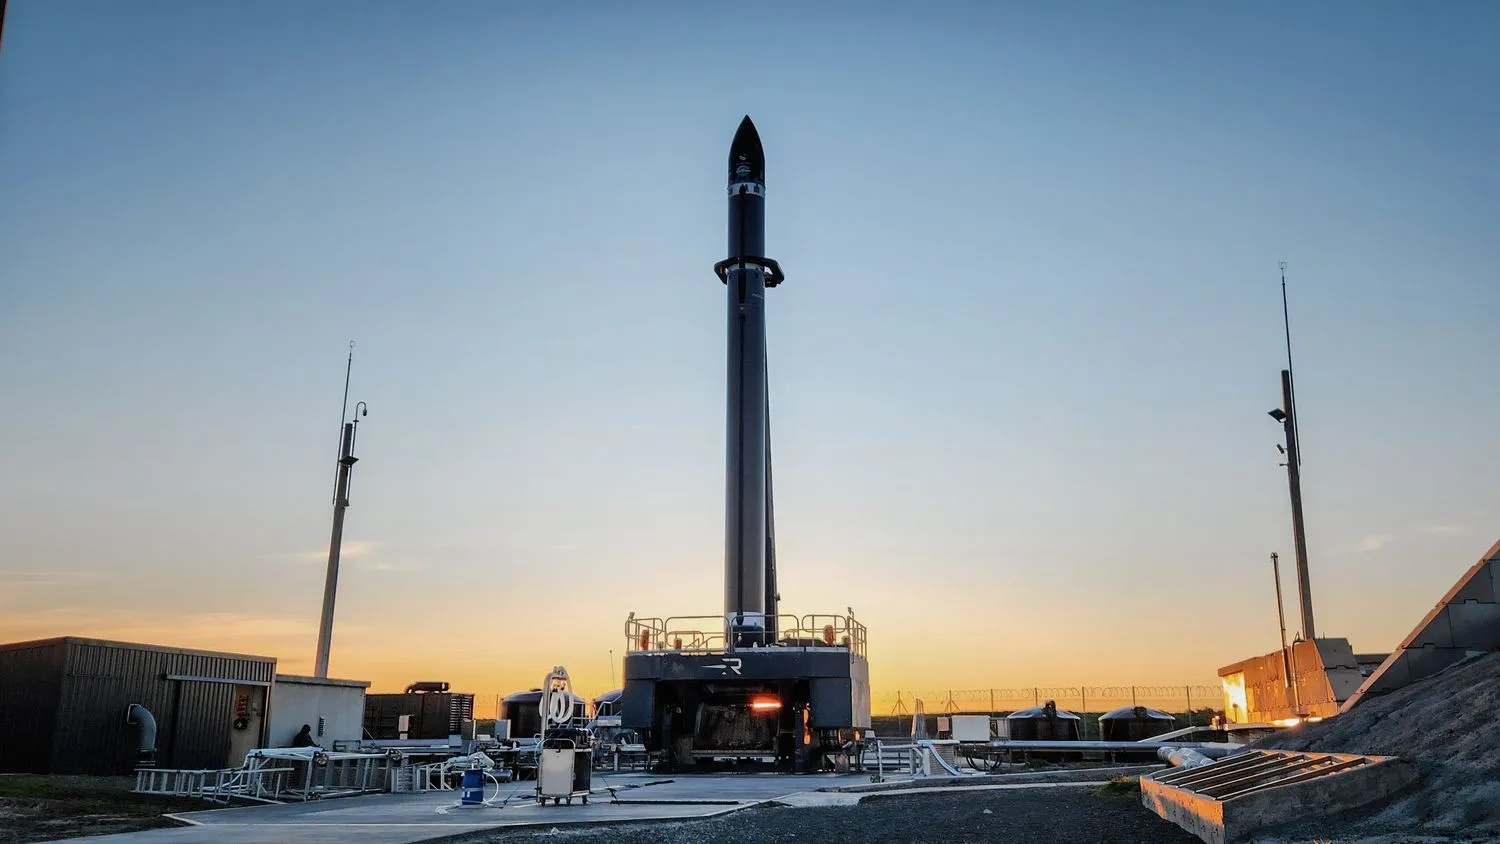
(723, 116), (775, 645)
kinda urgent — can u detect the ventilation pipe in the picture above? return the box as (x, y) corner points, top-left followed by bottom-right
(125, 704), (158, 767)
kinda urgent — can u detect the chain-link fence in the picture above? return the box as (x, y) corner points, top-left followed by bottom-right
(877, 685), (1221, 717)
(465, 684), (1223, 725)
(869, 685), (1221, 739)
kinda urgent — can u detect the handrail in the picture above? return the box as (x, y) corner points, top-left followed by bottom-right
(624, 610), (867, 657)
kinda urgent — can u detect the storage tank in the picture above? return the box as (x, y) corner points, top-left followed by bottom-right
(593, 689), (623, 718)
(501, 689), (585, 739)
(1005, 700), (1082, 741)
(1098, 705), (1176, 742)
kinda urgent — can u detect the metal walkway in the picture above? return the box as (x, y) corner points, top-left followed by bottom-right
(1141, 749), (1418, 844)
(1151, 749), (1377, 800)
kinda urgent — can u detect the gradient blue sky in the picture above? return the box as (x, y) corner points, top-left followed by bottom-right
(2, 1), (1497, 702)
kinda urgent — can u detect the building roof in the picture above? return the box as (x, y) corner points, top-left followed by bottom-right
(275, 674), (371, 688)
(0, 635), (277, 663)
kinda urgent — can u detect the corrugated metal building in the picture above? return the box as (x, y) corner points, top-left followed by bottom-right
(0, 637), (276, 775)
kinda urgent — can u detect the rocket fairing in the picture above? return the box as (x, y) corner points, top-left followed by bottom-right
(717, 116), (783, 647)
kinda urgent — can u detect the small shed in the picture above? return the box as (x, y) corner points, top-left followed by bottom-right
(0, 637), (277, 774)
(267, 675), (370, 749)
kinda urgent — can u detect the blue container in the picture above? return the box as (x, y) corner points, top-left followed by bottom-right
(459, 770), (484, 806)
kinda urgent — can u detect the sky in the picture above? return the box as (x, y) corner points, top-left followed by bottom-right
(1, 1), (1497, 712)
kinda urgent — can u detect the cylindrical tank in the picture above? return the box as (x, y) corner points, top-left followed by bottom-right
(1005, 700), (1083, 741)
(1099, 705), (1176, 742)
(500, 689), (585, 739)
(593, 689), (623, 718)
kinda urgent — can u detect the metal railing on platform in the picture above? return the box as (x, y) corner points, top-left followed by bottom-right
(624, 611), (867, 657)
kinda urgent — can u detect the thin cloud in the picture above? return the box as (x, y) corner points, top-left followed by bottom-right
(0, 606), (372, 655)
(1419, 524), (1471, 537)
(265, 540), (382, 563)
(369, 561), (422, 573)
(0, 570), (108, 585)
(1355, 534), (1393, 553)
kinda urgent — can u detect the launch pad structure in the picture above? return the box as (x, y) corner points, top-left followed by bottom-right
(619, 117), (872, 772)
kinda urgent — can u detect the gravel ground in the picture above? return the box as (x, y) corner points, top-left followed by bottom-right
(461, 785), (1199, 844)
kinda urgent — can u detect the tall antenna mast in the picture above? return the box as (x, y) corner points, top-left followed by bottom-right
(1280, 262), (1301, 466)
(315, 341), (368, 678)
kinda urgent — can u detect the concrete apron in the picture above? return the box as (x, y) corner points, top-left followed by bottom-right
(43, 771), (1140, 844)
(1140, 751), (1419, 844)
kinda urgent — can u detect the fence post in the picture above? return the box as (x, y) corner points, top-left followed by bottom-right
(1034, 687), (1039, 706)
(1185, 685), (1192, 727)
(1131, 686), (1137, 707)
(1081, 686), (1089, 739)
(989, 689), (994, 713)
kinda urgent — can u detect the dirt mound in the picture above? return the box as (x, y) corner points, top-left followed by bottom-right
(1249, 650), (1500, 841)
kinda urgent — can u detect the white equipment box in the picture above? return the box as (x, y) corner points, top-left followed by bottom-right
(951, 715), (992, 742)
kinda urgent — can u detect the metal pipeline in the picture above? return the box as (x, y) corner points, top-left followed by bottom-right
(125, 703), (157, 763)
(981, 740), (1239, 758)
(1158, 746), (1215, 769)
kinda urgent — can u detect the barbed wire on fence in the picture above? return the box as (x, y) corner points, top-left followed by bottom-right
(461, 684), (1223, 720)
(871, 685), (1222, 715)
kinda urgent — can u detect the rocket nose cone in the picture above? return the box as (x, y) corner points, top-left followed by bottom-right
(729, 115), (765, 184)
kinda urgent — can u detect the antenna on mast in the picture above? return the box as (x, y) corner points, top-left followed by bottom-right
(1279, 263), (1301, 466)
(333, 341), (354, 502)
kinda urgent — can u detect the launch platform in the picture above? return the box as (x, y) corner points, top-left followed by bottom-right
(621, 612), (871, 771)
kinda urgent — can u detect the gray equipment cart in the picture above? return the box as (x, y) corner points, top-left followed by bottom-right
(537, 736), (591, 805)
(533, 666), (592, 805)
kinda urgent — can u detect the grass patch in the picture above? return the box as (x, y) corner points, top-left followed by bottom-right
(0, 774), (206, 844)
(1094, 775), (1141, 796)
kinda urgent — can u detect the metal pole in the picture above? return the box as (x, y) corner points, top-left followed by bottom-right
(1280, 370), (1316, 640)
(1280, 262), (1301, 471)
(1271, 552), (1291, 687)
(314, 421), (357, 678)
(1185, 686), (1192, 727)
(1289, 638), (1304, 715)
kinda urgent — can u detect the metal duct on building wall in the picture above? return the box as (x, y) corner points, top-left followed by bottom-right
(125, 703), (157, 766)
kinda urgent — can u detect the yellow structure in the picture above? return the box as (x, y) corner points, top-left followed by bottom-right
(1217, 638), (1385, 724)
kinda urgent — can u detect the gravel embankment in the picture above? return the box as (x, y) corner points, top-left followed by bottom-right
(464, 786), (1199, 844)
(1250, 651), (1500, 842)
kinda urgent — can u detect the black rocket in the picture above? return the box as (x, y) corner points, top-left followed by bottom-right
(715, 116), (784, 648)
